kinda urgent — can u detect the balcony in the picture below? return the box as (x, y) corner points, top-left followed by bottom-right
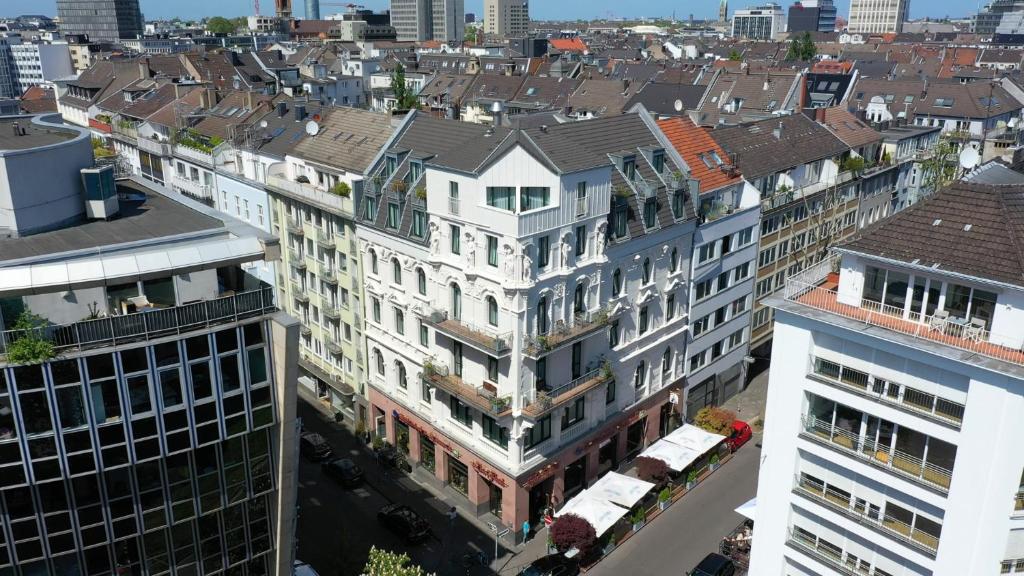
(793, 475), (940, 555)
(173, 142), (222, 167)
(319, 263), (336, 282)
(287, 217), (305, 236)
(0, 286), (275, 358)
(111, 120), (139, 141)
(523, 365), (613, 418)
(322, 306), (341, 321)
(761, 170), (856, 212)
(137, 136), (172, 157)
(288, 251), (306, 269)
(325, 335), (344, 355)
(267, 164), (355, 215)
(424, 309), (512, 356)
(422, 361), (512, 417)
(290, 281), (309, 303)
(800, 415), (953, 492)
(786, 529), (865, 576)
(171, 176), (213, 201)
(785, 258), (1024, 367)
(316, 228), (335, 248)
(524, 309), (609, 357)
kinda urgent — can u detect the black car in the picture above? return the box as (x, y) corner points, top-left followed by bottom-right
(689, 553), (736, 576)
(517, 554), (579, 576)
(299, 433), (333, 461)
(377, 504), (431, 543)
(322, 457), (364, 487)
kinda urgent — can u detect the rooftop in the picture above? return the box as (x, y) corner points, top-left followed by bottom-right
(0, 118), (76, 150)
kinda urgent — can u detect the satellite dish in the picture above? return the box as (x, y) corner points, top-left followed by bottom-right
(259, 120), (268, 128)
(959, 147), (979, 170)
(674, 99), (683, 112)
(305, 121), (320, 137)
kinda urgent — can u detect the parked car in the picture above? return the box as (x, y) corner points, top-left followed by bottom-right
(725, 420), (752, 452)
(377, 504), (432, 543)
(689, 553), (736, 576)
(322, 457), (364, 487)
(294, 560), (320, 576)
(299, 432), (333, 461)
(517, 554), (579, 576)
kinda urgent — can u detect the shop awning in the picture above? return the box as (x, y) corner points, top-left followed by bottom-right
(664, 423), (727, 454)
(639, 438), (696, 471)
(554, 489), (630, 536)
(639, 424), (727, 472)
(735, 497), (757, 522)
(586, 472), (656, 509)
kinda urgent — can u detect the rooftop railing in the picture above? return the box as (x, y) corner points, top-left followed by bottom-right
(0, 286), (275, 358)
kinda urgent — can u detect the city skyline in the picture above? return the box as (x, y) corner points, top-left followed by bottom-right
(3, 0), (974, 23)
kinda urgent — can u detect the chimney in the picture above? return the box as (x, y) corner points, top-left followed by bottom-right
(815, 106), (826, 123)
(773, 121), (784, 140)
(294, 103), (306, 122)
(138, 57), (149, 80)
(245, 91), (255, 110)
(277, 101), (287, 117)
(921, 78), (928, 97)
(11, 122), (19, 137)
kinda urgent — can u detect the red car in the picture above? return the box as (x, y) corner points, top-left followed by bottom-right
(725, 420), (752, 452)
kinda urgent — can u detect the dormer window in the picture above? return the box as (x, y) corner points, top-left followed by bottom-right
(652, 150), (665, 173)
(623, 156), (636, 180)
(410, 160), (422, 182)
(385, 155), (398, 177)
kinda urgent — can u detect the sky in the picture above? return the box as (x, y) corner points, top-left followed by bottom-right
(3, 0), (971, 23)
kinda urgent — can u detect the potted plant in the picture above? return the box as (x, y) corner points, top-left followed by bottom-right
(709, 453), (721, 471)
(547, 536), (558, 555)
(330, 181), (351, 197)
(630, 508), (647, 532)
(658, 487), (672, 511)
(600, 359), (614, 381)
(614, 184), (632, 198)
(5, 312), (54, 364)
(686, 469), (698, 490)
(391, 179), (408, 194)
(371, 434), (385, 451)
(604, 533), (618, 555)
(535, 335), (549, 350)
(414, 185), (427, 200)
(355, 421), (367, 444)
(550, 513), (597, 555)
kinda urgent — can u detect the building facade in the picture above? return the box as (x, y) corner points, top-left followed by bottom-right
(10, 43), (74, 95)
(751, 179), (1024, 576)
(847, 0), (909, 34)
(390, 0), (465, 41)
(484, 0), (530, 38)
(788, 0), (838, 32)
(731, 3), (786, 39)
(56, 0), (145, 42)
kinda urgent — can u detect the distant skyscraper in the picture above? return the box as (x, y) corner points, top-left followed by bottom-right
(485, 0), (529, 38)
(974, 0), (1024, 34)
(56, 0), (143, 42)
(390, 0), (465, 41)
(305, 0), (320, 20)
(787, 0), (837, 32)
(720, 0), (730, 23)
(276, 0), (292, 18)
(847, 0), (909, 33)
(731, 3), (785, 39)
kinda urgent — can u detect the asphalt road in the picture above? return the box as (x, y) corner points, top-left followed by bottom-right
(294, 400), (503, 576)
(585, 439), (762, 576)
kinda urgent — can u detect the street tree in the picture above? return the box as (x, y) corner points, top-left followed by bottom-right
(390, 63), (418, 110)
(362, 547), (434, 576)
(206, 16), (236, 34)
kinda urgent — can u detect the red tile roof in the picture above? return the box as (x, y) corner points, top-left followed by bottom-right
(657, 117), (741, 193)
(549, 37), (588, 53)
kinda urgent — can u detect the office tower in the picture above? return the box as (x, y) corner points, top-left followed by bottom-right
(787, 0), (838, 32)
(484, 0), (529, 38)
(56, 0), (144, 42)
(305, 0), (320, 20)
(0, 113), (299, 575)
(390, 0), (465, 41)
(10, 43), (75, 95)
(848, 0), (910, 33)
(731, 3), (786, 39)
(720, 0), (730, 23)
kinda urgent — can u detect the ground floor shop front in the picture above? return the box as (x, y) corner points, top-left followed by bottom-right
(367, 383), (685, 541)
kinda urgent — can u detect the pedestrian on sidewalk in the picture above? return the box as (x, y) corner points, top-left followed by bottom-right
(522, 520), (531, 544)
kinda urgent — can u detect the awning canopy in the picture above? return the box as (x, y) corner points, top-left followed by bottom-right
(586, 472), (655, 509)
(664, 423), (727, 454)
(735, 497), (757, 522)
(554, 489), (629, 536)
(639, 424), (727, 472)
(639, 438), (695, 471)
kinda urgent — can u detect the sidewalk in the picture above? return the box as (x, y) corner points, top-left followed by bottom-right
(721, 368), (769, 430)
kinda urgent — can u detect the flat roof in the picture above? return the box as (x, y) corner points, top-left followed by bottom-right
(0, 179), (223, 263)
(0, 118), (77, 150)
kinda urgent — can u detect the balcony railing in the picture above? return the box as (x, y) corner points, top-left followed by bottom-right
(287, 217), (305, 236)
(267, 164), (355, 215)
(316, 228), (335, 248)
(290, 281), (309, 302)
(0, 286), (275, 357)
(786, 529), (864, 576)
(111, 120), (139, 140)
(785, 259), (1024, 367)
(137, 136), (172, 157)
(523, 309), (609, 356)
(325, 335), (343, 355)
(171, 176), (213, 201)
(319, 263), (337, 283)
(800, 415), (952, 492)
(424, 309), (512, 355)
(173, 142), (225, 167)
(793, 475), (940, 555)
(761, 170), (857, 212)
(523, 365), (612, 417)
(422, 360), (511, 416)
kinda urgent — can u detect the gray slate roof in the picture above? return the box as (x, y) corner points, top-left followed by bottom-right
(709, 113), (849, 180)
(290, 107), (394, 172)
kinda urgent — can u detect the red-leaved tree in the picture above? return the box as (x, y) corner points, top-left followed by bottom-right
(635, 456), (670, 485)
(550, 513), (597, 555)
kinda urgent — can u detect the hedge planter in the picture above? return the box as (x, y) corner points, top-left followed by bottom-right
(632, 521), (646, 532)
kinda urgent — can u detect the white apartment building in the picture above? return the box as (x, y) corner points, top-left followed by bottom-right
(10, 42), (73, 95)
(390, 0), (465, 41)
(484, 0), (530, 38)
(752, 178), (1024, 575)
(731, 3), (786, 40)
(357, 111), (699, 539)
(848, 0), (910, 33)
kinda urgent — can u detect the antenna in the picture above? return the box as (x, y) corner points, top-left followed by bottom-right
(305, 120), (320, 136)
(958, 147), (979, 171)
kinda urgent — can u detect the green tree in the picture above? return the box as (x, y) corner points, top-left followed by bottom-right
(390, 63), (418, 110)
(800, 32), (818, 60)
(921, 139), (959, 193)
(785, 37), (801, 60)
(5, 312), (54, 365)
(728, 49), (742, 61)
(206, 16), (236, 35)
(362, 547), (434, 576)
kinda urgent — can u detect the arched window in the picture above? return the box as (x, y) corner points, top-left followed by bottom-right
(392, 258), (402, 284)
(642, 257), (652, 284)
(612, 268), (622, 297)
(670, 247), (679, 273)
(573, 283), (585, 315)
(487, 296), (498, 326)
(662, 348), (672, 374)
(374, 348), (384, 375)
(451, 283), (462, 320)
(396, 362), (407, 389)
(369, 249), (378, 275)
(417, 268), (427, 295)
(537, 296), (549, 335)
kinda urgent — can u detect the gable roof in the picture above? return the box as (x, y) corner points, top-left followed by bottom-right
(290, 107), (395, 173)
(819, 107), (882, 150)
(625, 82), (707, 116)
(658, 117), (741, 193)
(709, 113), (848, 180)
(549, 37), (588, 53)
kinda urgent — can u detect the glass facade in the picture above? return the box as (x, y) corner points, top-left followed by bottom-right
(56, 0), (144, 42)
(0, 320), (278, 576)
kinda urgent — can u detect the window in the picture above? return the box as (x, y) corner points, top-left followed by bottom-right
(394, 308), (405, 335)
(392, 258), (402, 284)
(411, 210), (426, 238)
(374, 349), (385, 376)
(482, 416), (508, 448)
(487, 356), (499, 382)
(421, 382), (431, 403)
(417, 268), (427, 295)
(639, 306), (649, 335)
(633, 361), (646, 388)
(537, 296), (549, 334)
(386, 202), (399, 229)
(562, 397), (585, 428)
(609, 320), (620, 347)
(698, 242), (718, 264)
(449, 397), (472, 427)
(643, 257), (652, 284)
(672, 190), (685, 218)
(662, 348), (672, 374)
(612, 269), (622, 296)
(666, 294), (676, 320)
(448, 181), (460, 214)
(536, 357), (547, 390)
(451, 283), (462, 320)
(487, 235), (498, 267)
(537, 236), (550, 268)
(453, 342), (463, 377)
(486, 187), (515, 211)
(487, 296), (498, 326)
(372, 297), (381, 323)
(669, 247), (679, 273)
(396, 362), (408, 389)
(520, 187), (550, 211)
(643, 199), (657, 228)
(613, 205), (628, 239)
(369, 250), (378, 275)
(525, 416), (551, 448)
(419, 320), (429, 347)
(606, 380), (616, 405)
(575, 225), (586, 256)
(450, 225), (461, 254)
